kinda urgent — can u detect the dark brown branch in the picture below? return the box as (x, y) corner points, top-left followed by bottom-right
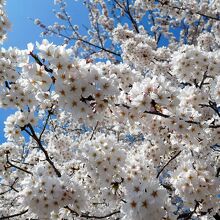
(125, 0), (139, 33)
(0, 177), (19, 195)
(29, 52), (53, 73)
(158, 0), (220, 21)
(6, 153), (32, 175)
(214, 213), (220, 220)
(209, 124), (220, 128)
(39, 23), (121, 57)
(10, 159), (34, 166)
(4, 81), (11, 90)
(156, 150), (182, 178)
(60, 3), (75, 32)
(39, 109), (53, 140)
(77, 37), (121, 57)
(66, 206), (120, 219)
(209, 101), (220, 118)
(0, 209), (28, 219)
(115, 103), (220, 128)
(199, 71), (208, 89)
(177, 200), (200, 219)
(80, 210), (120, 219)
(24, 124), (61, 177)
(90, 121), (99, 140)
(149, 11), (157, 41)
(195, 11), (220, 21)
(113, 0), (139, 33)
(144, 110), (170, 118)
(200, 101), (220, 118)
(216, 167), (220, 177)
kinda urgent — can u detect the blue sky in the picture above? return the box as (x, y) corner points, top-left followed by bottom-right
(0, 0), (89, 143)
(4, 0), (89, 48)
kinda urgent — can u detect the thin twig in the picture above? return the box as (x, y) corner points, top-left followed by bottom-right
(6, 154), (33, 175)
(216, 167), (220, 177)
(0, 209), (28, 219)
(113, 0), (139, 33)
(158, 0), (220, 21)
(29, 52), (53, 73)
(177, 200), (200, 219)
(24, 124), (61, 177)
(199, 71), (207, 89)
(80, 210), (120, 219)
(39, 109), (53, 140)
(66, 206), (120, 219)
(90, 121), (99, 140)
(156, 150), (182, 178)
(115, 103), (220, 128)
(0, 177), (19, 195)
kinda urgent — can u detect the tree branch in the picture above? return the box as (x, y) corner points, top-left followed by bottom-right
(23, 124), (61, 177)
(6, 153), (33, 175)
(0, 177), (19, 195)
(80, 210), (120, 219)
(29, 52), (53, 73)
(156, 150), (182, 178)
(113, 0), (139, 33)
(66, 206), (120, 219)
(0, 209), (29, 219)
(158, 0), (220, 21)
(90, 121), (99, 140)
(177, 200), (200, 219)
(39, 109), (53, 140)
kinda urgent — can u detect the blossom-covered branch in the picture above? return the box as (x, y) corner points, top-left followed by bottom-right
(0, 0), (220, 219)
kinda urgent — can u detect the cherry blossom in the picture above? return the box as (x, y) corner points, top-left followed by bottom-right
(0, 0), (220, 219)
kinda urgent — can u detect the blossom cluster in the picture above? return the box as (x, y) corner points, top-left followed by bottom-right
(0, 38), (219, 219)
(121, 178), (171, 220)
(113, 25), (157, 68)
(0, 0), (220, 219)
(4, 110), (36, 142)
(171, 45), (220, 83)
(0, 0), (10, 43)
(171, 154), (220, 214)
(78, 134), (126, 189)
(20, 163), (86, 219)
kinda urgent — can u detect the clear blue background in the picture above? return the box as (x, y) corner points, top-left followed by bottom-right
(0, 0), (89, 143)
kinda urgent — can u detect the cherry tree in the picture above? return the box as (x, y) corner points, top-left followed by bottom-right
(0, 0), (220, 219)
